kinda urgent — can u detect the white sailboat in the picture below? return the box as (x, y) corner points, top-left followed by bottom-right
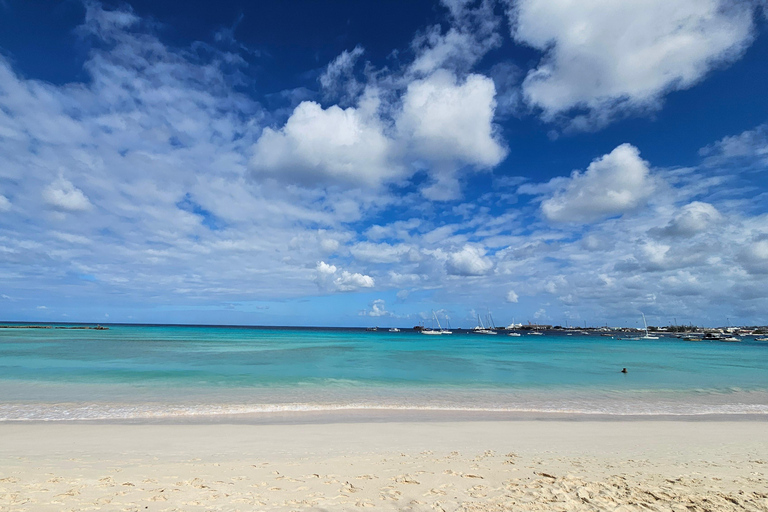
(473, 315), (496, 335)
(421, 311), (451, 335)
(639, 313), (659, 340)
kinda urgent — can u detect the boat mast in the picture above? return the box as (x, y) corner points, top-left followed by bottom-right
(433, 310), (442, 331)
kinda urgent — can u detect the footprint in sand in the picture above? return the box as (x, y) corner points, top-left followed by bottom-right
(468, 484), (488, 498)
(341, 481), (361, 493)
(393, 475), (420, 484)
(379, 487), (402, 500)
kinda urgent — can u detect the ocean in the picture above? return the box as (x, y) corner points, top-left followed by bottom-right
(1, 324), (767, 421)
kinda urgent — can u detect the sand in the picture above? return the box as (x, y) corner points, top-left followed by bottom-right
(1, 418), (767, 511)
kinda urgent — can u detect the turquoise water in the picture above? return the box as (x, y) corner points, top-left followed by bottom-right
(1, 325), (767, 420)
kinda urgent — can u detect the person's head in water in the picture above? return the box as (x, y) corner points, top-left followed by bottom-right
(621, 368), (627, 373)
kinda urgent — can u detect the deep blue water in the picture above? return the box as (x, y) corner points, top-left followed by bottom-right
(1, 325), (767, 419)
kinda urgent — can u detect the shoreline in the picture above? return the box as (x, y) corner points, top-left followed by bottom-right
(1, 420), (766, 510)
(2, 408), (768, 425)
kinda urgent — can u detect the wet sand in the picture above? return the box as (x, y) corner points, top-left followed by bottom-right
(1, 419), (767, 511)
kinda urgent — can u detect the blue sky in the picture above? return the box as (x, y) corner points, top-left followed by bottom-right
(1, 0), (768, 328)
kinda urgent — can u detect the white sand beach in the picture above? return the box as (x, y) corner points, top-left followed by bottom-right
(1, 418), (767, 511)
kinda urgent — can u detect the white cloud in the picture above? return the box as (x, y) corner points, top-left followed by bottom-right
(319, 46), (365, 104)
(446, 245), (493, 276)
(315, 261), (375, 292)
(42, 177), (92, 212)
(540, 144), (655, 223)
(505, 289), (519, 303)
(398, 70), (507, 170)
(251, 98), (399, 188)
(654, 202), (722, 238)
(738, 237), (768, 275)
(320, 238), (340, 253)
(410, 0), (501, 76)
(509, 0), (756, 129)
(0, 194), (10, 212)
(700, 124), (768, 168)
(361, 298), (390, 317)
(252, 68), (507, 201)
(350, 241), (413, 264)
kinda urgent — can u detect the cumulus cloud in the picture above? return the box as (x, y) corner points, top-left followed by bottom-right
(361, 298), (390, 317)
(653, 202), (722, 238)
(0, 194), (10, 212)
(42, 177), (92, 212)
(505, 289), (519, 303)
(246, 0), (509, 202)
(539, 144), (655, 223)
(738, 236), (768, 275)
(509, 0), (756, 129)
(252, 68), (506, 201)
(398, 70), (506, 169)
(251, 98), (400, 187)
(315, 261), (375, 291)
(446, 245), (493, 276)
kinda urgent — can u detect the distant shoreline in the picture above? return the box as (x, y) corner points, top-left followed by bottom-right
(0, 325), (108, 330)
(1, 321), (766, 333)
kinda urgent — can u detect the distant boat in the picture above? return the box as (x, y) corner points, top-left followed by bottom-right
(422, 311), (452, 335)
(756, 337), (768, 341)
(720, 335), (740, 342)
(507, 332), (521, 337)
(366, 327), (378, 332)
(473, 315), (496, 334)
(388, 328), (400, 332)
(639, 313), (659, 340)
(528, 331), (543, 336)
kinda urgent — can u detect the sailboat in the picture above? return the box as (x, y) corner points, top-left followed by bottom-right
(421, 311), (451, 335)
(473, 315), (496, 335)
(639, 313), (659, 340)
(440, 316), (453, 335)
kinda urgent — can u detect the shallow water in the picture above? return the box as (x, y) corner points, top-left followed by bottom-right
(1, 325), (767, 420)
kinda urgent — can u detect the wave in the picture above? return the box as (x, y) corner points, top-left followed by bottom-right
(2, 400), (767, 421)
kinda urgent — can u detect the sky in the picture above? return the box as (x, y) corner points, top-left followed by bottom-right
(1, 0), (768, 328)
